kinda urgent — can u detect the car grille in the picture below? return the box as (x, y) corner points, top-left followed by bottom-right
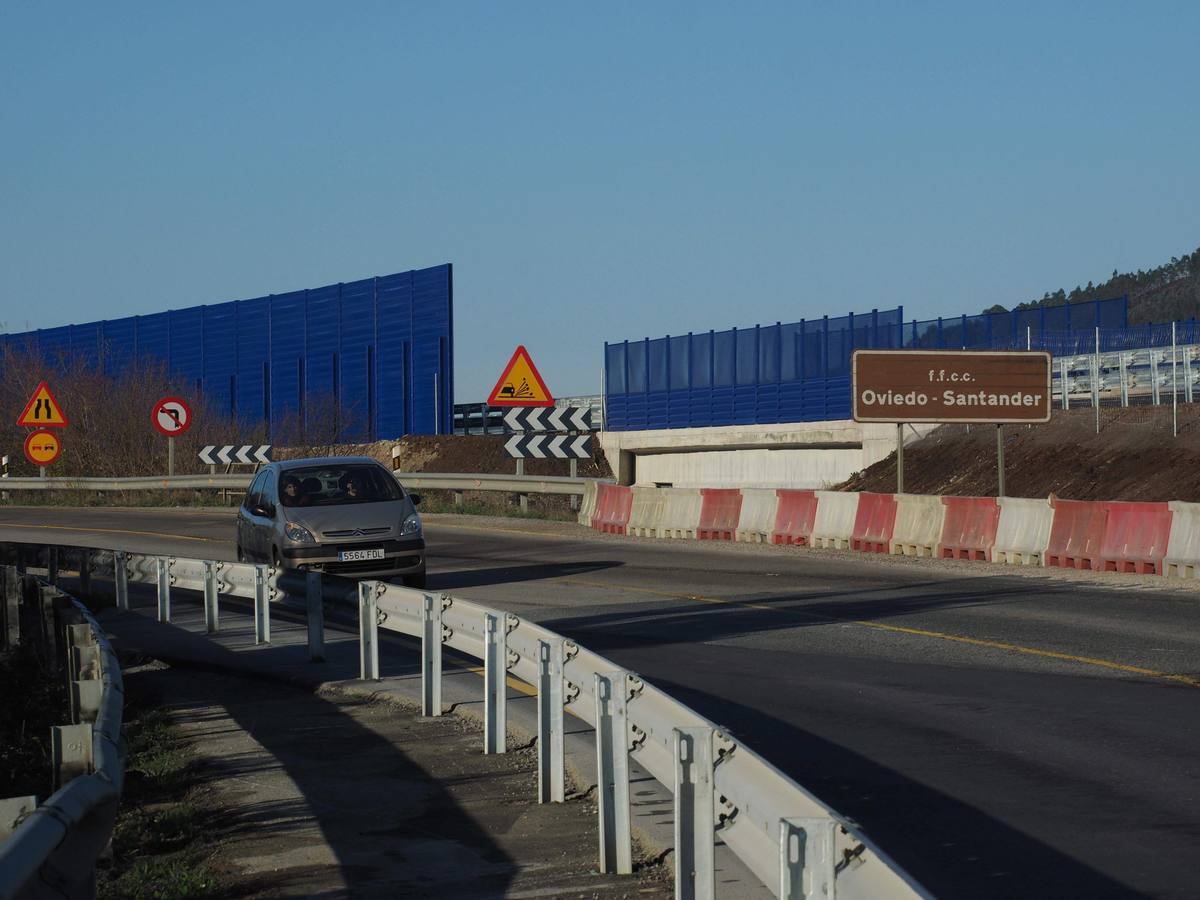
(322, 527), (392, 538)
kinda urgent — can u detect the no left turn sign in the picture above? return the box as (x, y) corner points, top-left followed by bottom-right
(152, 396), (193, 437)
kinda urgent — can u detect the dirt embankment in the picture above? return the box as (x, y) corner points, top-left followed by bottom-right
(839, 405), (1200, 501)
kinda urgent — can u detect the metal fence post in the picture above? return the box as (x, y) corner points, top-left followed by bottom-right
(114, 551), (129, 612)
(674, 726), (715, 900)
(536, 638), (565, 803)
(1119, 352), (1129, 407)
(421, 594), (443, 716)
(77, 549), (91, 598)
(1060, 357), (1069, 410)
(305, 572), (325, 662)
(779, 817), (837, 900)
(484, 613), (507, 754)
(155, 557), (171, 623)
(202, 561), (220, 634)
(594, 671), (632, 874)
(254, 565), (270, 644)
(358, 581), (380, 680)
(1151, 350), (1161, 405)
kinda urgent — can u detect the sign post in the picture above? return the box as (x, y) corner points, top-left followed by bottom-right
(152, 397), (193, 475)
(853, 350), (1052, 496)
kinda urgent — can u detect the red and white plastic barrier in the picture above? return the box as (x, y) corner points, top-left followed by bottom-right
(588, 483), (1200, 578)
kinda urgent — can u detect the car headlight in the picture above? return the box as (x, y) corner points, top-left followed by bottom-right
(401, 512), (422, 536)
(285, 522), (316, 543)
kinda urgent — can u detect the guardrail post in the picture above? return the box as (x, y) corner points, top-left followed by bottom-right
(484, 613), (507, 754)
(114, 551), (129, 611)
(537, 638), (565, 803)
(358, 581), (380, 680)
(155, 557), (171, 623)
(594, 670), (632, 874)
(77, 548), (91, 598)
(46, 546), (58, 586)
(38, 585), (61, 672)
(674, 726), (715, 900)
(780, 817), (836, 900)
(51, 722), (94, 790)
(305, 572), (325, 662)
(202, 561), (220, 634)
(2, 565), (18, 649)
(421, 594), (443, 716)
(254, 565), (270, 644)
(0, 796), (37, 839)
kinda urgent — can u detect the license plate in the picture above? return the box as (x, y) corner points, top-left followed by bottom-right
(338, 548), (385, 562)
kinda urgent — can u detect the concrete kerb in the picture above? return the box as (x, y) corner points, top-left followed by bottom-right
(890, 494), (947, 558)
(1164, 501), (1200, 578)
(95, 585), (771, 898)
(993, 497), (1054, 566)
(810, 491), (859, 550)
(734, 489), (778, 543)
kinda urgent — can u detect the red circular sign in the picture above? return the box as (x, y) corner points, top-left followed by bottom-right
(24, 429), (63, 467)
(152, 396), (193, 437)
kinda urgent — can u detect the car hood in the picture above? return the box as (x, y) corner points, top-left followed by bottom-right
(283, 498), (415, 539)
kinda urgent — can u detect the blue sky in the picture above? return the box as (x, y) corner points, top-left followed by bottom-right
(2, 3), (1197, 399)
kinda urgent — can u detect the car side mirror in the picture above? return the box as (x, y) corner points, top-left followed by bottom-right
(409, 492), (422, 506)
(253, 504), (272, 518)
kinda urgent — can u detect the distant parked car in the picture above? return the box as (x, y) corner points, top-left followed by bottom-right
(235, 457), (425, 587)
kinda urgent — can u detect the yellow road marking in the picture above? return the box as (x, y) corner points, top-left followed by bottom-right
(462, 664), (537, 697)
(0, 522), (222, 543)
(426, 520), (584, 541)
(558, 576), (1200, 689)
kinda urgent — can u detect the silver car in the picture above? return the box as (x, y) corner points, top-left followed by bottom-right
(235, 457), (426, 587)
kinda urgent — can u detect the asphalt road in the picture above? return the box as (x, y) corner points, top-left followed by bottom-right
(2, 505), (1198, 899)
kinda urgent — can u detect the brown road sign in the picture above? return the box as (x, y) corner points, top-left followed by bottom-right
(852, 350), (1052, 424)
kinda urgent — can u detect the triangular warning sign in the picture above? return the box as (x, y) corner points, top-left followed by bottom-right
(16, 381), (69, 428)
(487, 346), (554, 407)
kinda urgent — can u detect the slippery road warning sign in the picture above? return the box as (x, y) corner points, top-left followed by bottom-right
(16, 382), (68, 427)
(486, 346), (554, 407)
(24, 429), (62, 467)
(152, 396), (193, 436)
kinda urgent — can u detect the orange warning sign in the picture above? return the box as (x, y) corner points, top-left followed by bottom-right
(24, 429), (62, 467)
(16, 381), (68, 428)
(486, 346), (554, 407)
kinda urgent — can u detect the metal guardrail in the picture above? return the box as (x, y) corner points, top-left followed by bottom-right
(0, 472), (602, 497)
(0, 541), (930, 899)
(0, 556), (125, 899)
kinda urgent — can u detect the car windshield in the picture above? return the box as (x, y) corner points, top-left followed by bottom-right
(278, 464), (403, 507)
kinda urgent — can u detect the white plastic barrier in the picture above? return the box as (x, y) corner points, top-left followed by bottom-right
(992, 497), (1054, 565)
(890, 494), (947, 558)
(577, 480), (599, 526)
(810, 491), (859, 549)
(735, 489), (779, 543)
(628, 487), (668, 538)
(658, 488), (704, 539)
(1164, 500), (1200, 578)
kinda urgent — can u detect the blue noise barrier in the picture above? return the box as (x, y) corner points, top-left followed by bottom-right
(604, 296), (1127, 431)
(0, 264), (453, 441)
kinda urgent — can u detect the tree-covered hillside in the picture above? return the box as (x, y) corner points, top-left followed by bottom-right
(984, 244), (1200, 324)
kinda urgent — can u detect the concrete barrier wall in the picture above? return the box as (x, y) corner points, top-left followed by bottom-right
(736, 489), (779, 542)
(628, 487), (667, 538)
(633, 447), (872, 490)
(1165, 501), (1200, 578)
(890, 494), (947, 558)
(811, 491), (859, 549)
(659, 488), (704, 539)
(993, 497), (1054, 565)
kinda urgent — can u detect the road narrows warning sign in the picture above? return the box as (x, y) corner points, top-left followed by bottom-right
(16, 382), (68, 427)
(486, 346), (554, 407)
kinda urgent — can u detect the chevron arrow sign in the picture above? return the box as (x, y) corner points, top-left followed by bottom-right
(199, 445), (273, 465)
(504, 434), (592, 459)
(502, 406), (592, 433)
